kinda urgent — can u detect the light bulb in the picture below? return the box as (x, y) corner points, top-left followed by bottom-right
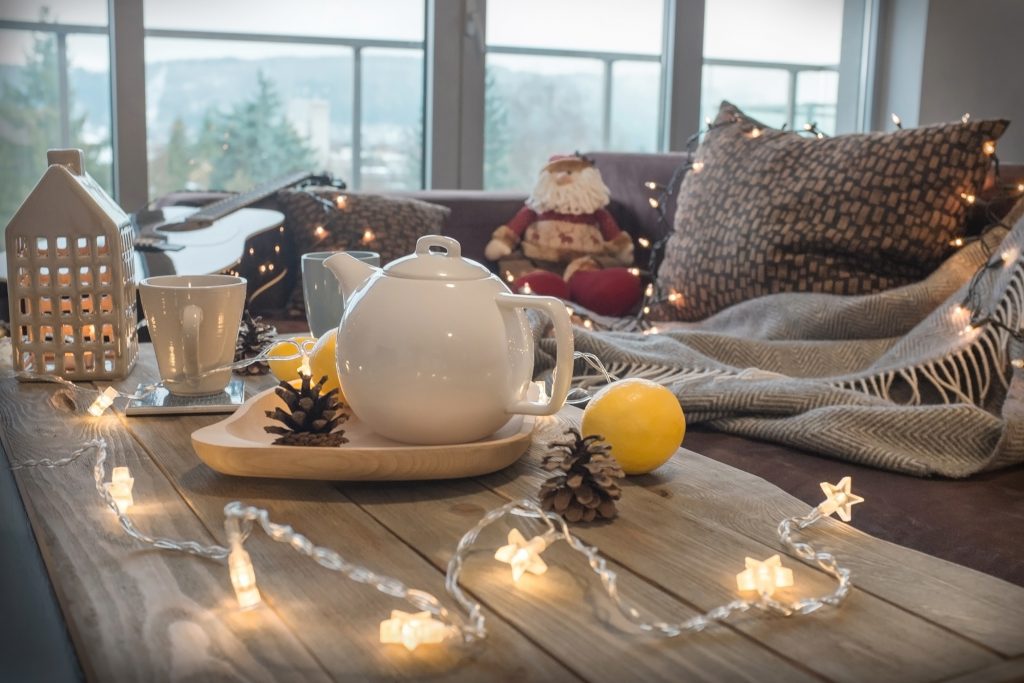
(891, 113), (902, 127)
(643, 181), (658, 190)
(691, 161), (705, 173)
(505, 271), (514, 283)
(638, 237), (651, 248)
(736, 554), (794, 597)
(961, 193), (976, 205)
(229, 545), (261, 609)
(494, 529), (549, 582)
(817, 476), (864, 522)
(379, 610), (450, 651)
(88, 386), (119, 417)
(982, 140), (996, 156)
(521, 282), (533, 295)
(627, 268), (640, 277)
(362, 228), (376, 244)
(749, 128), (763, 138)
(583, 320), (593, 330)
(648, 197), (660, 209)
(644, 283), (655, 298)
(950, 237), (965, 248)
(961, 113), (971, 124)
(335, 194), (348, 210)
(105, 466), (134, 513)
(314, 225), (326, 239)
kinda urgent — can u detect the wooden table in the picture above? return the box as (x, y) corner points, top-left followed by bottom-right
(3, 345), (1024, 682)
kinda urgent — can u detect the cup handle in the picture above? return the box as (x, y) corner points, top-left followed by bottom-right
(181, 304), (203, 380)
(496, 293), (574, 416)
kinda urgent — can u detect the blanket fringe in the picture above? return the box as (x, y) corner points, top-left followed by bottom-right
(831, 253), (1023, 406)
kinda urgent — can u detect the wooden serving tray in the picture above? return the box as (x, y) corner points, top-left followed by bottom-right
(190, 387), (535, 480)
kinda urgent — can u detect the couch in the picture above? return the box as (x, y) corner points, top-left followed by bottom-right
(157, 152), (1024, 587)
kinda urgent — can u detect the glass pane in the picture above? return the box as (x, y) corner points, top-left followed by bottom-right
(0, 30), (58, 234)
(144, 0), (424, 42)
(0, 0), (107, 25)
(484, 54), (603, 191)
(610, 61), (659, 152)
(700, 64), (790, 131)
(796, 70), (839, 135)
(145, 38), (353, 197)
(360, 48), (424, 191)
(704, 0), (843, 65)
(487, 0), (664, 54)
(67, 34), (113, 194)
(0, 28), (111, 238)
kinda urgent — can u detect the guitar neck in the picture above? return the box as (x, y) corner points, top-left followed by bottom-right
(191, 171), (316, 222)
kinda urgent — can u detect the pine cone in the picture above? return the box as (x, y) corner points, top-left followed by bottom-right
(539, 428), (625, 522)
(234, 310), (277, 375)
(264, 374), (349, 446)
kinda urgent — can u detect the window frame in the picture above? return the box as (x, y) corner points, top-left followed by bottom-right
(1, 0), (877, 205)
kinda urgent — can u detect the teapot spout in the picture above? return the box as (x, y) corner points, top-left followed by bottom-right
(324, 252), (380, 300)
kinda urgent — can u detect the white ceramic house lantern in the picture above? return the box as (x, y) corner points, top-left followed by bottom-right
(5, 149), (138, 379)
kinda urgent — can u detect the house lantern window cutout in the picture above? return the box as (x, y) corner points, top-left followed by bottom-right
(5, 149), (138, 380)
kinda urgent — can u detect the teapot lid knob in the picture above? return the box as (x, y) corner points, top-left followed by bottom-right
(415, 235), (461, 259)
(383, 235), (491, 281)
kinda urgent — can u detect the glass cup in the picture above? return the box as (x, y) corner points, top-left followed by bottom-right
(302, 250), (380, 336)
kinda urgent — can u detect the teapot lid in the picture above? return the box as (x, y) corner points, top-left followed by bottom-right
(384, 235), (493, 281)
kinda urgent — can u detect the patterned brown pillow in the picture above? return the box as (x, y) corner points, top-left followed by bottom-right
(655, 101), (1008, 321)
(276, 188), (449, 315)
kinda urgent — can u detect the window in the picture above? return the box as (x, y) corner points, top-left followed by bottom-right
(0, 0), (112, 235)
(143, 0), (425, 196)
(702, 0), (844, 133)
(484, 0), (665, 190)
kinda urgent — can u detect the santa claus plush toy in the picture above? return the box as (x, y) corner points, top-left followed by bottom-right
(485, 154), (642, 317)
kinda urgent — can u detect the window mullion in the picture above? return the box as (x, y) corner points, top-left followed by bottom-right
(663, 0), (705, 151)
(108, 0), (148, 210)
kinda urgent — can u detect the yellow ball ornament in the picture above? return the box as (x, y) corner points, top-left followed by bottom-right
(267, 336), (315, 383)
(581, 378), (685, 475)
(309, 329), (344, 399)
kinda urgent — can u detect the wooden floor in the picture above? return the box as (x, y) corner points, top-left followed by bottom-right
(2, 346), (1024, 682)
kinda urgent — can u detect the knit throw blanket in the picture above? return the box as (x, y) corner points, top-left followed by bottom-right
(534, 204), (1024, 478)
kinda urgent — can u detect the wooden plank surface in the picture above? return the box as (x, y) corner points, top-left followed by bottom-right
(475, 414), (1005, 683)
(0, 376), (332, 683)
(6, 343), (1024, 682)
(110, 356), (578, 682)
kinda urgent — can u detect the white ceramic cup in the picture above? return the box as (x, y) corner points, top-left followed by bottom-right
(139, 274), (247, 395)
(302, 250), (380, 336)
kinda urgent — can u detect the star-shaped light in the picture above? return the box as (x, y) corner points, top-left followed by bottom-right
(379, 610), (450, 651)
(494, 529), (549, 582)
(736, 554), (794, 597)
(817, 476), (864, 522)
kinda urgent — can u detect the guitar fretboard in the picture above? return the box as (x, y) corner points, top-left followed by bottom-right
(191, 171), (314, 221)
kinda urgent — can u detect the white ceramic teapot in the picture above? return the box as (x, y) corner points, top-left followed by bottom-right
(323, 235), (574, 445)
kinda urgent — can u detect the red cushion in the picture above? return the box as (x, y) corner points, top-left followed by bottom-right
(511, 270), (571, 300)
(568, 268), (642, 316)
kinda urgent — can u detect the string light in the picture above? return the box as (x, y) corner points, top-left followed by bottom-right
(335, 194), (348, 210)
(691, 160), (705, 173)
(87, 386), (118, 416)
(627, 268), (640, 277)
(583, 319), (593, 330)
(982, 140), (997, 156)
(314, 225), (326, 239)
(228, 544), (262, 609)
(105, 466), (134, 513)
(505, 271), (515, 283)
(816, 476), (864, 522)
(891, 113), (902, 129)
(749, 127), (763, 138)
(962, 113), (971, 124)
(961, 192), (976, 205)
(520, 282), (533, 295)
(736, 554), (794, 597)
(380, 611), (452, 651)
(667, 290), (682, 304)
(362, 228), (376, 244)
(643, 181), (659, 190)
(638, 237), (651, 248)
(950, 237), (966, 248)
(648, 197), (660, 209)
(494, 529), (553, 582)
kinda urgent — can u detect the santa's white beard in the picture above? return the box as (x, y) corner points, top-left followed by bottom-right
(526, 167), (611, 215)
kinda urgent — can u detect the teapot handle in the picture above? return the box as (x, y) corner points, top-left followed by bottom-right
(496, 293), (574, 416)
